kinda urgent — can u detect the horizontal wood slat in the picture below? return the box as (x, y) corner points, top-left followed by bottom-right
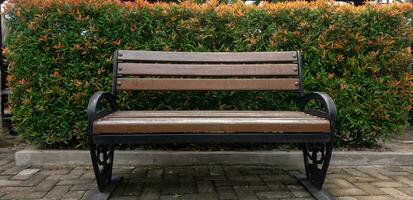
(117, 50), (298, 63)
(93, 117), (330, 134)
(117, 78), (300, 91)
(107, 111), (318, 119)
(117, 63), (298, 76)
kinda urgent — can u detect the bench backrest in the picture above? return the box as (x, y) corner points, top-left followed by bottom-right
(112, 50), (302, 94)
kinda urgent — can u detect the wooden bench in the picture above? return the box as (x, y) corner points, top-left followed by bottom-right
(87, 50), (337, 200)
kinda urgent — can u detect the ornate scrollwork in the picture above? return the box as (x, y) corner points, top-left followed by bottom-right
(90, 144), (114, 192)
(302, 143), (332, 190)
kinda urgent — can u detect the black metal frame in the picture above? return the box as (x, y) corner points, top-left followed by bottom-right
(87, 50), (337, 200)
(297, 91), (336, 199)
(87, 92), (120, 195)
(0, 0), (15, 135)
(92, 133), (332, 144)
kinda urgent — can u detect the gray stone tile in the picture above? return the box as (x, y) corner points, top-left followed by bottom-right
(147, 168), (163, 178)
(287, 185), (311, 198)
(2, 191), (46, 199)
(57, 178), (94, 185)
(0, 179), (22, 186)
(216, 186), (237, 200)
(71, 183), (96, 191)
(256, 191), (294, 199)
(43, 185), (71, 199)
(140, 187), (161, 200)
(62, 190), (86, 200)
(380, 188), (413, 200)
(197, 181), (215, 193)
(234, 185), (259, 200)
(10, 168), (40, 180)
(2, 165), (27, 175)
(20, 173), (47, 186)
(34, 179), (59, 192)
(181, 193), (218, 200)
(1, 147), (413, 200)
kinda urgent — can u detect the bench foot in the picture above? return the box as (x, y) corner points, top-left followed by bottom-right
(294, 174), (336, 200)
(90, 143), (115, 192)
(88, 176), (123, 200)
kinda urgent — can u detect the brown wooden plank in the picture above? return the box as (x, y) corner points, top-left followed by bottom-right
(106, 111), (317, 119)
(118, 63), (298, 76)
(117, 78), (300, 91)
(93, 117), (330, 134)
(117, 50), (297, 63)
(3, 107), (11, 115)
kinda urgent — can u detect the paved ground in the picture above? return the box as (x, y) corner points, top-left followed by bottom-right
(0, 148), (413, 200)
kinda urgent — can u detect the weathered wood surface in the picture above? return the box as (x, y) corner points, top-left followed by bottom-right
(118, 63), (298, 76)
(118, 50), (298, 63)
(93, 111), (330, 134)
(117, 78), (299, 91)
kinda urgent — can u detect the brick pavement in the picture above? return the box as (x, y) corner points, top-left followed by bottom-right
(0, 148), (412, 200)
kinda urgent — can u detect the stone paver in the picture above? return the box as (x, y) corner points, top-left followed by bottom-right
(0, 148), (412, 199)
(11, 168), (40, 180)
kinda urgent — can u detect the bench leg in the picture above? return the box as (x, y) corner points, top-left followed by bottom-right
(302, 142), (332, 189)
(90, 143), (117, 192)
(297, 142), (335, 200)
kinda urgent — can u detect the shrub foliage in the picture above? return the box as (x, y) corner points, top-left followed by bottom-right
(4, 0), (413, 148)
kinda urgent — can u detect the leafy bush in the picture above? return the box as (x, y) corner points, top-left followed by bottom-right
(4, 0), (413, 148)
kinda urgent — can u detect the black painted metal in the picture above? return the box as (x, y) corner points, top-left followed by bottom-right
(297, 91), (337, 133)
(296, 91), (336, 193)
(0, 5), (3, 118)
(111, 50), (119, 96)
(296, 51), (304, 96)
(302, 142), (333, 190)
(0, 1), (13, 134)
(93, 133), (332, 144)
(87, 91), (117, 140)
(87, 50), (338, 195)
(89, 143), (115, 191)
(87, 92), (118, 192)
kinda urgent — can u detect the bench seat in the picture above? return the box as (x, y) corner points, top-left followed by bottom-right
(93, 111), (330, 134)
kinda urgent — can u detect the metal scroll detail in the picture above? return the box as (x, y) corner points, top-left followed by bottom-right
(90, 143), (114, 192)
(302, 143), (333, 190)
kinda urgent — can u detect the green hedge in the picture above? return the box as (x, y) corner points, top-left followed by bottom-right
(5, 0), (413, 148)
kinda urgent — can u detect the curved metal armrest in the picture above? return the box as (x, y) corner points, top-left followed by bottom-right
(87, 92), (117, 132)
(297, 92), (337, 131)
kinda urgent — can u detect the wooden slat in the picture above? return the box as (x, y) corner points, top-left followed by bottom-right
(118, 63), (298, 76)
(3, 107), (11, 115)
(117, 78), (300, 91)
(93, 117), (330, 134)
(117, 50), (297, 63)
(107, 111), (317, 119)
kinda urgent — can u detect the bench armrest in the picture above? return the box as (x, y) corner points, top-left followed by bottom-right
(87, 92), (117, 135)
(297, 92), (337, 133)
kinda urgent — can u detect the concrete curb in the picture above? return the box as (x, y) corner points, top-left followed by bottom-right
(15, 149), (413, 167)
